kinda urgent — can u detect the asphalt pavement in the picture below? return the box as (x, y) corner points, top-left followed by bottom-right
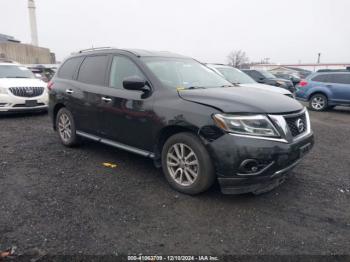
(0, 107), (349, 257)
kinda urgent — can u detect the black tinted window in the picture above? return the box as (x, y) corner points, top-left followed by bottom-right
(329, 74), (350, 84)
(312, 74), (330, 83)
(77, 55), (109, 86)
(58, 57), (83, 80)
(109, 56), (145, 88)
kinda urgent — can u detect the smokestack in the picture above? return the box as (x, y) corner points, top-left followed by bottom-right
(28, 0), (39, 46)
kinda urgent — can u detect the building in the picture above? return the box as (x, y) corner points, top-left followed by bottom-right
(251, 63), (350, 73)
(0, 33), (55, 64)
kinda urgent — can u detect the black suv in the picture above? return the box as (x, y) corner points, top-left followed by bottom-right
(243, 69), (296, 93)
(49, 48), (314, 195)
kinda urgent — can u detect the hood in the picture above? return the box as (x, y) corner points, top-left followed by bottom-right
(0, 78), (46, 88)
(239, 83), (291, 95)
(178, 87), (302, 114)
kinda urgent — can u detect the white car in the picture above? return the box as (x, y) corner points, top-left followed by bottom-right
(206, 64), (294, 98)
(0, 62), (48, 113)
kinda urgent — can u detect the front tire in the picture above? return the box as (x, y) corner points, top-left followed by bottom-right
(309, 94), (328, 111)
(56, 108), (79, 147)
(161, 132), (215, 195)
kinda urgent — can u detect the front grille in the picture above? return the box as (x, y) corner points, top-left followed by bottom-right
(284, 112), (307, 137)
(9, 87), (44, 98)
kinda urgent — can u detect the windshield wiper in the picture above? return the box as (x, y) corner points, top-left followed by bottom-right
(185, 86), (206, 90)
(6, 76), (30, 78)
(220, 84), (237, 87)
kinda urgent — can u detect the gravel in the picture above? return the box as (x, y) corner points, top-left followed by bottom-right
(0, 107), (349, 256)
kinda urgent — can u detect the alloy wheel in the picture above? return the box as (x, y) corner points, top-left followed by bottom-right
(58, 113), (72, 142)
(166, 143), (199, 186)
(311, 96), (326, 110)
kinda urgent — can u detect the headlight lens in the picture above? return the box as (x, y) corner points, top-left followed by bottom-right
(213, 114), (280, 137)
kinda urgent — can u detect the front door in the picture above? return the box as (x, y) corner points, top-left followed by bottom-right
(328, 73), (350, 104)
(98, 55), (156, 152)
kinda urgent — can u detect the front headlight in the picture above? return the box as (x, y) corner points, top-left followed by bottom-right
(213, 114), (280, 137)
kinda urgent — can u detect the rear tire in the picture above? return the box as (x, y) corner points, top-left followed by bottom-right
(56, 108), (79, 147)
(309, 94), (328, 111)
(161, 132), (215, 195)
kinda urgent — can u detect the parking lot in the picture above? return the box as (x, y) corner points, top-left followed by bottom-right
(0, 106), (349, 256)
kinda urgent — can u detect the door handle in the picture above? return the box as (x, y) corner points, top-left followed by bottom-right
(65, 89), (74, 94)
(326, 85), (332, 88)
(102, 96), (112, 103)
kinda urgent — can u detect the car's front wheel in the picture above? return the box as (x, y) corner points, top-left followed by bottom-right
(309, 94), (328, 111)
(161, 132), (215, 195)
(56, 107), (79, 147)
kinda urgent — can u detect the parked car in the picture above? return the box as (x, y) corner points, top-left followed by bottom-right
(0, 62), (48, 113)
(272, 72), (301, 86)
(296, 72), (350, 111)
(242, 69), (296, 93)
(206, 64), (294, 98)
(49, 48), (314, 195)
(27, 65), (56, 82)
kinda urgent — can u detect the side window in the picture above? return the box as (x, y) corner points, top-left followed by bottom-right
(312, 74), (330, 83)
(109, 56), (145, 89)
(77, 55), (109, 86)
(251, 71), (262, 79)
(329, 74), (350, 85)
(58, 57), (83, 80)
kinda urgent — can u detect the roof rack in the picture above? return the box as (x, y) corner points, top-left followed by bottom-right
(78, 47), (116, 53)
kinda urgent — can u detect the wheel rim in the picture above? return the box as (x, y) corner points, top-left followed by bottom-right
(58, 113), (72, 142)
(311, 96), (325, 110)
(166, 143), (199, 186)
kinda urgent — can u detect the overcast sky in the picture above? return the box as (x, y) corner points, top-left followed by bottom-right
(0, 0), (349, 64)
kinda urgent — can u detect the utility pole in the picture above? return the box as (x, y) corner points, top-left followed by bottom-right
(317, 53), (321, 64)
(28, 0), (39, 46)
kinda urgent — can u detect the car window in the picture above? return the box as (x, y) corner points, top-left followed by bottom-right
(329, 74), (350, 85)
(0, 65), (35, 79)
(142, 57), (230, 89)
(217, 67), (256, 84)
(58, 57), (83, 80)
(249, 71), (262, 80)
(311, 74), (331, 83)
(77, 55), (109, 86)
(109, 56), (146, 89)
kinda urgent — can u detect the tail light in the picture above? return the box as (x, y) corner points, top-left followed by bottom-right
(299, 80), (308, 87)
(47, 81), (54, 91)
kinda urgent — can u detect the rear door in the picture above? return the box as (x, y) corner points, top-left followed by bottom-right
(328, 73), (350, 103)
(73, 54), (111, 134)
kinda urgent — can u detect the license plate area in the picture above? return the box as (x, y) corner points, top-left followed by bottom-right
(299, 143), (311, 157)
(25, 100), (37, 107)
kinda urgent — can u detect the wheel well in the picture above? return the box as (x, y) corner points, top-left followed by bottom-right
(155, 126), (198, 158)
(308, 92), (328, 101)
(53, 103), (65, 130)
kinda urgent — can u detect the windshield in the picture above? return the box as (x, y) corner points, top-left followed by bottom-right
(259, 70), (276, 79)
(0, 65), (35, 78)
(142, 58), (231, 89)
(216, 67), (256, 84)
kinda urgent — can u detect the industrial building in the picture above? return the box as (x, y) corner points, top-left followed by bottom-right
(0, 0), (55, 64)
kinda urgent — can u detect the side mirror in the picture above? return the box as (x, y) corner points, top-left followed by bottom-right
(123, 76), (148, 91)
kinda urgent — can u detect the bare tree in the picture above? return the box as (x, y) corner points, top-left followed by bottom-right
(227, 50), (249, 68)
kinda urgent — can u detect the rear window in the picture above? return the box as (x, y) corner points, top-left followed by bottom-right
(77, 55), (109, 86)
(58, 57), (83, 80)
(311, 74), (331, 83)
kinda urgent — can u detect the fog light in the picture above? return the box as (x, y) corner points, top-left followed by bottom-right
(238, 159), (274, 176)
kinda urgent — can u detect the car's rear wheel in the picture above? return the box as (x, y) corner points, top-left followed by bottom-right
(56, 108), (79, 147)
(309, 94), (328, 111)
(161, 132), (215, 195)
